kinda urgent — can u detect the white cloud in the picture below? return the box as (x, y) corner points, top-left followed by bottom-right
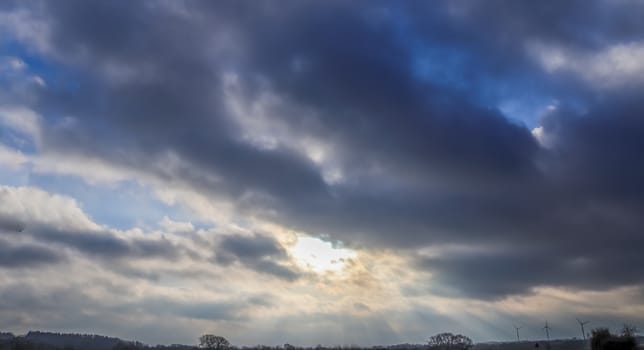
(32, 152), (138, 185)
(0, 144), (28, 170)
(30, 75), (46, 87)
(529, 40), (644, 89)
(0, 9), (53, 56)
(0, 106), (42, 144)
(222, 73), (346, 185)
(531, 126), (548, 146)
(0, 56), (26, 72)
(159, 216), (195, 233)
(0, 185), (101, 231)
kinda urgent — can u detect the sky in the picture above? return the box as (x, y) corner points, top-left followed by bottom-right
(1, 0), (644, 346)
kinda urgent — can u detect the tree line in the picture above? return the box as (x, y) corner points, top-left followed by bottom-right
(0, 328), (638, 350)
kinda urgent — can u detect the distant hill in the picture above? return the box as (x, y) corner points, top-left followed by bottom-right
(0, 331), (193, 350)
(23, 331), (126, 350)
(474, 339), (590, 350)
(475, 337), (644, 350)
(0, 331), (641, 350)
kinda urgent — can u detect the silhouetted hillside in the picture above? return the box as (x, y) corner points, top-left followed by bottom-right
(24, 331), (125, 350)
(0, 331), (641, 350)
(0, 331), (137, 350)
(475, 339), (590, 350)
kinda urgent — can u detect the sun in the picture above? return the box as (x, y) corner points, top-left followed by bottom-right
(289, 236), (357, 273)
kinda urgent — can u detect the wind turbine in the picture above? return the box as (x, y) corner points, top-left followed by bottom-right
(544, 321), (552, 342)
(577, 319), (590, 340)
(514, 325), (523, 342)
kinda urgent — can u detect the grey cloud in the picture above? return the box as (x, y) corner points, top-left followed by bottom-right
(2, 0), (644, 300)
(0, 216), (25, 233)
(250, 260), (300, 282)
(247, 294), (275, 308)
(39, 228), (181, 260)
(417, 230), (644, 300)
(0, 238), (64, 268)
(0, 223), (184, 262)
(443, 0), (644, 51)
(218, 233), (287, 261)
(215, 233), (300, 281)
(132, 298), (246, 322)
(17, 0), (327, 203)
(0, 280), (257, 345)
(353, 302), (371, 312)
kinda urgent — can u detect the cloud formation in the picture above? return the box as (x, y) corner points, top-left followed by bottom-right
(0, 237), (64, 268)
(215, 233), (301, 281)
(0, 0), (644, 345)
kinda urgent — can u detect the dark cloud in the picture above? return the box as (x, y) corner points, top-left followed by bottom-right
(46, 229), (180, 260)
(444, 0), (644, 50)
(0, 216), (26, 233)
(218, 233), (286, 261)
(418, 237), (644, 300)
(540, 97), (644, 202)
(2, 0), (644, 300)
(247, 294), (275, 308)
(0, 238), (64, 268)
(132, 297), (247, 322)
(215, 233), (300, 281)
(353, 302), (371, 312)
(0, 223), (184, 261)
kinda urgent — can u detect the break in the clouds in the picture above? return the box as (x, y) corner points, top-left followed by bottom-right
(0, 0), (644, 346)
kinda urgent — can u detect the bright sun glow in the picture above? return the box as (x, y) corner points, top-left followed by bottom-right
(289, 236), (357, 273)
